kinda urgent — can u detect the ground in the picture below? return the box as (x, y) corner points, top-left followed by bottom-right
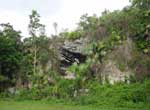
(0, 100), (148, 110)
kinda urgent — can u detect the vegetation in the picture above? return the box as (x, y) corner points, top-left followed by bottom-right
(0, 0), (150, 109)
(1, 100), (149, 110)
(0, 23), (23, 90)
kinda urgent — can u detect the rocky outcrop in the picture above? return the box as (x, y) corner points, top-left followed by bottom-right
(101, 60), (130, 84)
(100, 38), (133, 84)
(58, 36), (134, 83)
(59, 38), (88, 74)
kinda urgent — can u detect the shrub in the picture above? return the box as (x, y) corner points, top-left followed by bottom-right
(65, 31), (82, 40)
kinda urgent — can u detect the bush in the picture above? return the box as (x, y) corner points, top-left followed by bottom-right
(72, 79), (150, 107)
(65, 31), (82, 40)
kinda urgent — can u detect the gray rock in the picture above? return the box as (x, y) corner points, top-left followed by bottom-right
(59, 37), (88, 74)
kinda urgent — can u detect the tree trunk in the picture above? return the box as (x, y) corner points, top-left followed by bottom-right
(33, 44), (37, 75)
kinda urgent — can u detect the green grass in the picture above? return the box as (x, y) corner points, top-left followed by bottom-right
(0, 100), (148, 110)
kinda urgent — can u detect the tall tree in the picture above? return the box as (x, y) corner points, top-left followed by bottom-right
(53, 22), (58, 36)
(28, 10), (43, 75)
(0, 23), (22, 90)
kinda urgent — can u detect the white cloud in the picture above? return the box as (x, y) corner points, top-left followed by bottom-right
(0, 0), (130, 37)
(0, 10), (28, 36)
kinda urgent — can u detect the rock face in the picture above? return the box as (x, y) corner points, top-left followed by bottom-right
(101, 60), (130, 84)
(59, 38), (88, 74)
(100, 38), (133, 84)
(58, 36), (133, 83)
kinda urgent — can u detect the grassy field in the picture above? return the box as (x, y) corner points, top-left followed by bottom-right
(0, 100), (148, 110)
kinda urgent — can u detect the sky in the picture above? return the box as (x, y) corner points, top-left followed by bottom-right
(0, 0), (130, 37)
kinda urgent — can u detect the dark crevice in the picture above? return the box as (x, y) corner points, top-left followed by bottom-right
(59, 47), (87, 74)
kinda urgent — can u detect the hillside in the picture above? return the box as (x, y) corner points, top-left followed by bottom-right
(0, 0), (150, 109)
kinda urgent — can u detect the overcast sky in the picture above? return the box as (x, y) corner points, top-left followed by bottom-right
(0, 0), (130, 37)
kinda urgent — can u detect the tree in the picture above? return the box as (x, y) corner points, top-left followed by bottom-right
(131, 0), (150, 10)
(53, 22), (58, 36)
(78, 14), (99, 31)
(28, 10), (43, 75)
(0, 23), (23, 90)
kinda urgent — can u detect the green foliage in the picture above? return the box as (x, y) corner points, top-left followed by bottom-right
(89, 31), (122, 63)
(66, 60), (93, 91)
(136, 35), (150, 54)
(129, 49), (150, 81)
(78, 14), (99, 31)
(131, 0), (150, 10)
(0, 23), (23, 90)
(2, 100), (149, 110)
(67, 58), (96, 81)
(118, 63), (126, 72)
(129, 0), (150, 54)
(28, 10), (44, 36)
(62, 30), (82, 40)
(28, 10), (47, 76)
(1, 1), (150, 109)
(74, 79), (150, 108)
(1, 77), (150, 108)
